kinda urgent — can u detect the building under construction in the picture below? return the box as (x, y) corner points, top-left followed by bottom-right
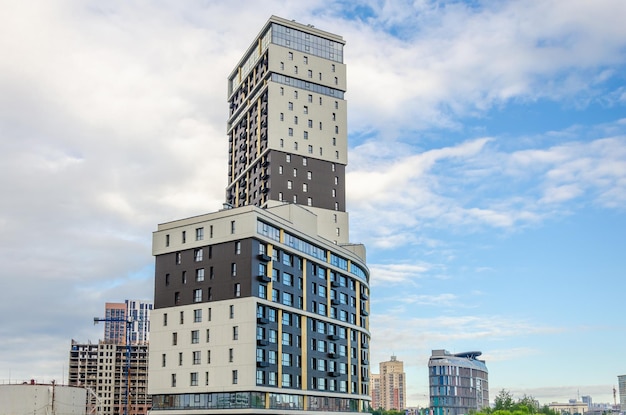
(68, 299), (151, 415)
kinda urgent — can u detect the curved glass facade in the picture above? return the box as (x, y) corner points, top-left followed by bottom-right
(428, 350), (489, 415)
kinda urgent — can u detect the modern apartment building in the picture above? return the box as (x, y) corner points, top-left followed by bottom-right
(428, 350), (489, 415)
(619, 375), (626, 411)
(104, 300), (153, 345)
(68, 340), (150, 415)
(147, 15), (371, 415)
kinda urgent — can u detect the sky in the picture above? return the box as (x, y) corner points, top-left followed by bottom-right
(1, 0), (625, 408)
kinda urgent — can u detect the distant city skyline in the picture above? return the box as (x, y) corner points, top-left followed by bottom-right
(1, 1), (625, 408)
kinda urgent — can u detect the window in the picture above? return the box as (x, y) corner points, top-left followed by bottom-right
(288, 52), (293, 60)
(334, 76), (338, 85)
(302, 183), (308, 192)
(229, 348), (234, 362)
(332, 64), (336, 72)
(307, 171), (312, 180)
(205, 372), (209, 386)
(193, 309), (202, 322)
(234, 283), (241, 297)
(207, 350), (211, 363)
(332, 189), (337, 197)
(293, 168), (297, 177)
(308, 94), (312, 103)
(193, 351), (201, 365)
(302, 158), (307, 166)
(162, 353), (166, 367)
(175, 252), (181, 264)
(288, 128), (293, 136)
(304, 131), (308, 139)
(209, 225), (213, 238)
(171, 374), (176, 387)
(235, 241), (241, 254)
(294, 90), (298, 98)
(165, 234), (170, 247)
(308, 145), (313, 154)
(293, 141), (298, 150)
(194, 248), (203, 262)
(282, 332), (291, 346)
(286, 154), (291, 162)
(230, 220), (235, 234)
(287, 180), (292, 189)
(282, 292), (293, 307)
(283, 272), (293, 286)
(278, 192), (283, 201)
(193, 289), (202, 303)
(303, 106), (308, 114)
(182, 271), (187, 284)
(182, 231), (186, 243)
(307, 69), (312, 78)
(191, 330), (199, 344)
(195, 227), (204, 241)
(230, 305), (235, 319)
(307, 197), (312, 206)
(163, 313), (168, 326)
(294, 115), (298, 124)
(232, 370), (238, 384)
(335, 151), (339, 160)
(231, 263), (237, 277)
(280, 113), (284, 121)
(269, 329), (277, 343)
(206, 328), (210, 342)
(280, 61), (284, 70)
(196, 268), (204, 282)
(288, 102), (293, 110)
(279, 165), (283, 174)
(172, 332), (177, 345)
(280, 86), (284, 95)
(190, 372), (198, 386)
(165, 273), (170, 286)
(304, 56), (308, 64)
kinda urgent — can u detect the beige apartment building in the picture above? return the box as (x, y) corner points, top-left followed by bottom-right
(147, 15), (371, 415)
(370, 355), (406, 410)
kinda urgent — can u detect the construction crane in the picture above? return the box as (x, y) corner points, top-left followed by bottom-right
(93, 316), (133, 415)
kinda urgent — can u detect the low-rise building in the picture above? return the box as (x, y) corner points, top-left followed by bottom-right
(0, 382), (86, 415)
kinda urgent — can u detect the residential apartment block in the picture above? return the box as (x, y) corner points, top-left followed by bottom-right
(68, 300), (153, 415)
(147, 15), (371, 415)
(428, 350), (489, 415)
(370, 355), (406, 411)
(68, 340), (150, 415)
(104, 300), (152, 345)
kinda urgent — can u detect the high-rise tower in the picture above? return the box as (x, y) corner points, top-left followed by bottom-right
(147, 16), (370, 415)
(226, 15), (350, 244)
(372, 355), (406, 411)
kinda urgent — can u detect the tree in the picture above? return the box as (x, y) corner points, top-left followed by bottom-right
(494, 390), (515, 411)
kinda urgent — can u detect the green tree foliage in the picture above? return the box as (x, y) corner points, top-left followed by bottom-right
(369, 408), (406, 415)
(476, 390), (559, 415)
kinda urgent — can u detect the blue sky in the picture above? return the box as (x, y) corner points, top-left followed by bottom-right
(1, 0), (625, 408)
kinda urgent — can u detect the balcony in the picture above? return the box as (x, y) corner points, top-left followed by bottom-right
(331, 299), (339, 306)
(257, 274), (271, 283)
(257, 317), (269, 325)
(257, 361), (269, 368)
(327, 334), (339, 341)
(257, 339), (269, 346)
(328, 371), (340, 377)
(257, 253), (271, 262)
(327, 352), (338, 359)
